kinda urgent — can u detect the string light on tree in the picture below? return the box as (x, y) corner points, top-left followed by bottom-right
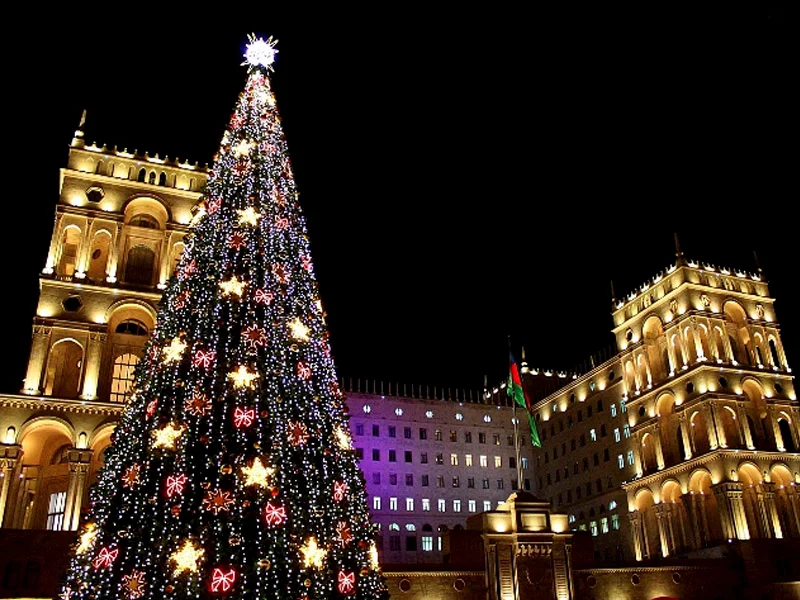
(170, 539), (205, 576)
(333, 426), (352, 450)
(232, 139), (255, 157)
(288, 317), (310, 342)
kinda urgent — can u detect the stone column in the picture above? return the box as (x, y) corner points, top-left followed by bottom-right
(652, 428), (665, 470)
(737, 403), (755, 449)
(691, 318), (705, 362)
(706, 318), (721, 362)
(0, 445), (23, 527)
(681, 494), (702, 549)
(628, 512), (644, 561)
(62, 448), (93, 531)
(632, 433), (644, 478)
(75, 217), (94, 277)
(107, 221), (123, 282)
(783, 487), (800, 538)
(710, 402), (727, 448)
(679, 413), (693, 460)
(712, 482), (749, 541)
(80, 329), (107, 400)
(158, 231), (171, 288)
(704, 404), (719, 450)
(666, 330), (678, 375)
(22, 322), (52, 394)
(769, 407), (786, 452)
(721, 330), (734, 365)
(653, 504), (671, 557)
(677, 332), (690, 369)
(758, 482), (783, 539)
(42, 213), (65, 274)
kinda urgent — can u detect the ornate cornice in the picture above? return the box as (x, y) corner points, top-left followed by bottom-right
(575, 565), (711, 575)
(383, 571), (483, 578)
(0, 394), (124, 416)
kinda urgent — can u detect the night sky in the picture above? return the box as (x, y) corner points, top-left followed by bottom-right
(1, 8), (793, 397)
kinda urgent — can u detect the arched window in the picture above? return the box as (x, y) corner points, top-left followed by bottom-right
(115, 320), (148, 336)
(137, 168), (146, 182)
(57, 227), (82, 277)
(148, 171), (156, 185)
(124, 246), (156, 285)
(158, 172), (167, 186)
(421, 524), (433, 532)
(129, 214), (159, 229)
(44, 340), (83, 398)
(87, 233), (111, 281)
(779, 419), (796, 452)
(110, 353), (140, 404)
(769, 339), (782, 369)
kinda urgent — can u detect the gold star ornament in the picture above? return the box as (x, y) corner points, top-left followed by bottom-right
(333, 426), (352, 450)
(219, 275), (247, 298)
(299, 536), (327, 569)
(152, 423), (186, 451)
(228, 365), (260, 390)
(170, 539), (205, 576)
(288, 317), (310, 342)
(241, 457), (275, 488)
(77, 523), (97, 555)
(236, 206), (261, 227)
(162, 336), (187, 364)
(232, 139), (255, 157)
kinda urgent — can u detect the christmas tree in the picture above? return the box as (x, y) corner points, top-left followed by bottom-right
(59, 36), (388, 600)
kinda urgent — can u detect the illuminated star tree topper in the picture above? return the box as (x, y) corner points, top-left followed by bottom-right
(243, 34), (278, 71)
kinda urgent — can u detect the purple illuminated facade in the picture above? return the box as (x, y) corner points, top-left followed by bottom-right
(344, 387), (536, 566)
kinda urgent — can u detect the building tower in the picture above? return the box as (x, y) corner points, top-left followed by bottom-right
(0, 116), (207, 531)
(527, 247), (799, 562)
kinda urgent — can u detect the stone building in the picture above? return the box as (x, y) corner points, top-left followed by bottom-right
(516, 242), (800, 563)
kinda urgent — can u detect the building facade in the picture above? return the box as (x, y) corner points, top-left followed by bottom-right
(0, 126), (533, 567)
(521, 246), (800, 562)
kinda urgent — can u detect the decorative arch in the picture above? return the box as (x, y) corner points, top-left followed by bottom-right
(689, 410), (710, 455)
(89, 421), (117, 450)
(122, 196), (171, 227)
(719, 405), (740, 448)
(105, 299), (158, 326)
(57, 225), (83, 277)
(87, 229), (112, 281)
(642, 315), (667, 380)
(724, 301), (751, 365)
(44, 338), (84, 399)
(660, 478), (683, 503)
(687, 468), (713, 494)
(18, 416), (76, 448)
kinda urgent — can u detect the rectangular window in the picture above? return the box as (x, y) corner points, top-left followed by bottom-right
(620, 399), (627, 413)
(356, 447), (364, 460)
(611, 514), (620, 530)
(465, 454), (473, 467)
(593, 453), (599, 466)
(482, 478), (490, 489)
(590, 520), (598, 537)
(389, 450), (397, 463)
(372, 449), (380, 461)
(405, 474), (414, 486)
(497, 479), (505, 490)
(590, 428), (597, 442)
(493, 434), (501, 445)
(468, 500), (477, 513)
(453, 500), (461, 512)
(627, 450), (635, 466)
(618, 454), (624, 469)
(435, 429), (443, 441)
(372, 425), (380, 437)
(611, 403), (617, 417)
(494, 456), (502, 469)
(480, 455), (488, 468)
(509, 457), (517, 469)
(437, 537), (443, 551)
(389, 497), (398, 511)
(450, 453), (459, 466)
(452, 476), (460, 488)
(406, 498), (414, 511)
(421, 452), (428, 464)
(355, 423), (364, 436)
(438, 499), (446, 512)
(419, 428), (428, 440)
(388, 426), (396, 438)
(406, 536), (417, 551)
(435, 453), (444, 465)
(601, 517), (609, 534)
(483, 500), (492, 511)
(465, 432), (472, 443)
(421, 536), (434, 551)
(390, 474), (397, 486)
(405, 450), (413, 463)
(422, 498), (431, 511)
(479, 432), (486, 444)
(404, 427), (412, 439)
(624, 424), (631, 439)
(46, 491), (67, 531)
(614, 428), (621, 443)
(389, 536), (401, 551)
(603, 448), (609, 462)
(450, 430), (458, 442)
(436, 476), (445, 488)
(372, 473), (381, 484)
(373, 497), (381, 510)
(467, 477), (475, 488)
(521, 457), (529, 469)
(421, 475), (429, 487)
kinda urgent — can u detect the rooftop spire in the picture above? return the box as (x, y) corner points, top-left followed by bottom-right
(71, 109), (87, 148)
(674, 232), (686, 266)
(753, 250), (763, 274)
(610, 279), (617, 303)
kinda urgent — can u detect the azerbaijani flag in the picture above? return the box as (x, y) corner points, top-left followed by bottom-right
(508, 352), (541, 447)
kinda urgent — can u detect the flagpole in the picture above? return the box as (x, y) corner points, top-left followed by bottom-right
(509, 336), (524, 490)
